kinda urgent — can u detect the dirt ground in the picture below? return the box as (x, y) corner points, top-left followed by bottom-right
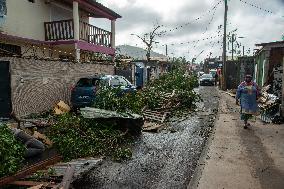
(189, 91), (284, 189)
(73, 86), (220, 189)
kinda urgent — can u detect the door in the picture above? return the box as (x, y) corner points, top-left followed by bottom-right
(135, 66), (144, 88)
(0, 61), (12, 118)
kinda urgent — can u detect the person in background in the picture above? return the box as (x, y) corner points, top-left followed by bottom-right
(236, 74), (260, 129)
(214, 73), (218, 86)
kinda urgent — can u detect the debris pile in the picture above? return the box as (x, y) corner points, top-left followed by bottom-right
(272, 65), (283, 99)
(259, 85), (283, 124)
(140, 70), (200, 131)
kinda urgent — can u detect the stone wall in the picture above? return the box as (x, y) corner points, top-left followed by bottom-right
(0, 57), (114, 117)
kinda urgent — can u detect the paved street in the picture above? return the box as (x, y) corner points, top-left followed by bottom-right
(190, 91), (284, 189)
(73, 86), (220, 189)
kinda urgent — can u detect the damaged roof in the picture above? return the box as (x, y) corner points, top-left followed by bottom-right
(255, 40), (284, 47)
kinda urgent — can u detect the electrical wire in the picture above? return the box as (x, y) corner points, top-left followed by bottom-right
(161, 0), (223, 35)
(238, 0), (274, 14)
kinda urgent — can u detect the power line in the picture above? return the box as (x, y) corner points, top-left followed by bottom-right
(162, 33), (222, 46)
(161, 0), (223, 35)
(238, 0), (274, 14)
(202, 2), (221, 35)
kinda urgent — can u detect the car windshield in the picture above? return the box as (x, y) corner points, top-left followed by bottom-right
(76, 78), (100, 87)
(201, 74), (213, 79)
(110, 76), (130, 86)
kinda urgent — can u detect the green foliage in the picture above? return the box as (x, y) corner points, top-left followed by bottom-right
(93, 67), (200, 114)
(112, 147), (132, 162)
(93, 87), (145, 114)
(29, 168), (56, 181)
(144, 69), (200, 110)
(0, 124), (25, 178)
(47, 113), (133, 161)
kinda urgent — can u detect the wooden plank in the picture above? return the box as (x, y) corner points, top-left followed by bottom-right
(57, 164), (75, 189)
(27, 184), (43, 189)
(0, 155), (62, 186)
(143, 123), (164, 132)
(11, 181), (53, 187)
(161, 112), (168, 123)
(143, 112), (163, 117)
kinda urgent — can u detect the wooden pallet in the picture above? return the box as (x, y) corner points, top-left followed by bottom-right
(142, 110), (169, 123)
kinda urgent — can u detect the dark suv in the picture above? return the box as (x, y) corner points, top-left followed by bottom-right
(71, 75), (136, 109)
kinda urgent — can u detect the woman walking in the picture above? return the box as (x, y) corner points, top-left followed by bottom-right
(236, 75), (260, 129)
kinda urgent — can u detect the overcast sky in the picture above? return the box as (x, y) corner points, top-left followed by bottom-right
(94, 0), (284, 62)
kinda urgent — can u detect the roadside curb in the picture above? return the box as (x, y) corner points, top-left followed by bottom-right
(187, 89), (221, 189)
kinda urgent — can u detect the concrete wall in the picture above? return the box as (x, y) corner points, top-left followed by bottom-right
(3, 0), (51, 40)
(2, 0), (89, 41)
(0, 57), (114, 117)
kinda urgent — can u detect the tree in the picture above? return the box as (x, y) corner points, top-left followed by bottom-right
(131, 25), (164, 62)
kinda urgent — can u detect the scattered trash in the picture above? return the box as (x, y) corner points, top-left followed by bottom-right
(33, 131), (53, 147)
(259, 85), (283, 124)
(54, 101), (70, 115)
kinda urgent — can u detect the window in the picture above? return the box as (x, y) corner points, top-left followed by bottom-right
(76, 78), (100, 87)
(110, 76), (130, 86)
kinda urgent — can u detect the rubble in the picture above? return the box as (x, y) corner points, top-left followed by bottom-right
(258, 85), (283, 124)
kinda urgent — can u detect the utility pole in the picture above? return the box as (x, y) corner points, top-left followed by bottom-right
(166, 44), (168, 61)
(222, 0), (228, 90)
(231, 34), (234, 60)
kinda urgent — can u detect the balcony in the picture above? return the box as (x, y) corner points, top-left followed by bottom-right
(44, 19), (112, 48)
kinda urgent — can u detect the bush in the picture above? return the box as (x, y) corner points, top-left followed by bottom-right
(0, 124), (25, 178)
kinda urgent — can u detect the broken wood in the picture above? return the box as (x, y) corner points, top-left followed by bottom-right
(27, 184), (44, 189)
(33, 131), (53, 147)
(57, 164), (75, 189)
(0, 155), (62, 186)
(11, 113), (52, 128)
(142, 110), (169, 123)
(143, 122), (165, 132)
(11, 181), (56, 187)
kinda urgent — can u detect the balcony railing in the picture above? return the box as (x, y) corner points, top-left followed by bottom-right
(44, 19), (112, 48)
(44, 19), (74, 41)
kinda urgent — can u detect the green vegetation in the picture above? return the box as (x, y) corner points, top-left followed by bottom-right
(42, 61), (200, 162)
(93, 87), (145, 114)
(0, 124), (26, 178)
(47, 114), (133, 162)
(93, 63), (200, 114)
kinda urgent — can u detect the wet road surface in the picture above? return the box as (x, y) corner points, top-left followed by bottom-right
(74, 86), (220, 189)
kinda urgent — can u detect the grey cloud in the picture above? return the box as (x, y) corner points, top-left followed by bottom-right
(100, 0), (284, 61)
